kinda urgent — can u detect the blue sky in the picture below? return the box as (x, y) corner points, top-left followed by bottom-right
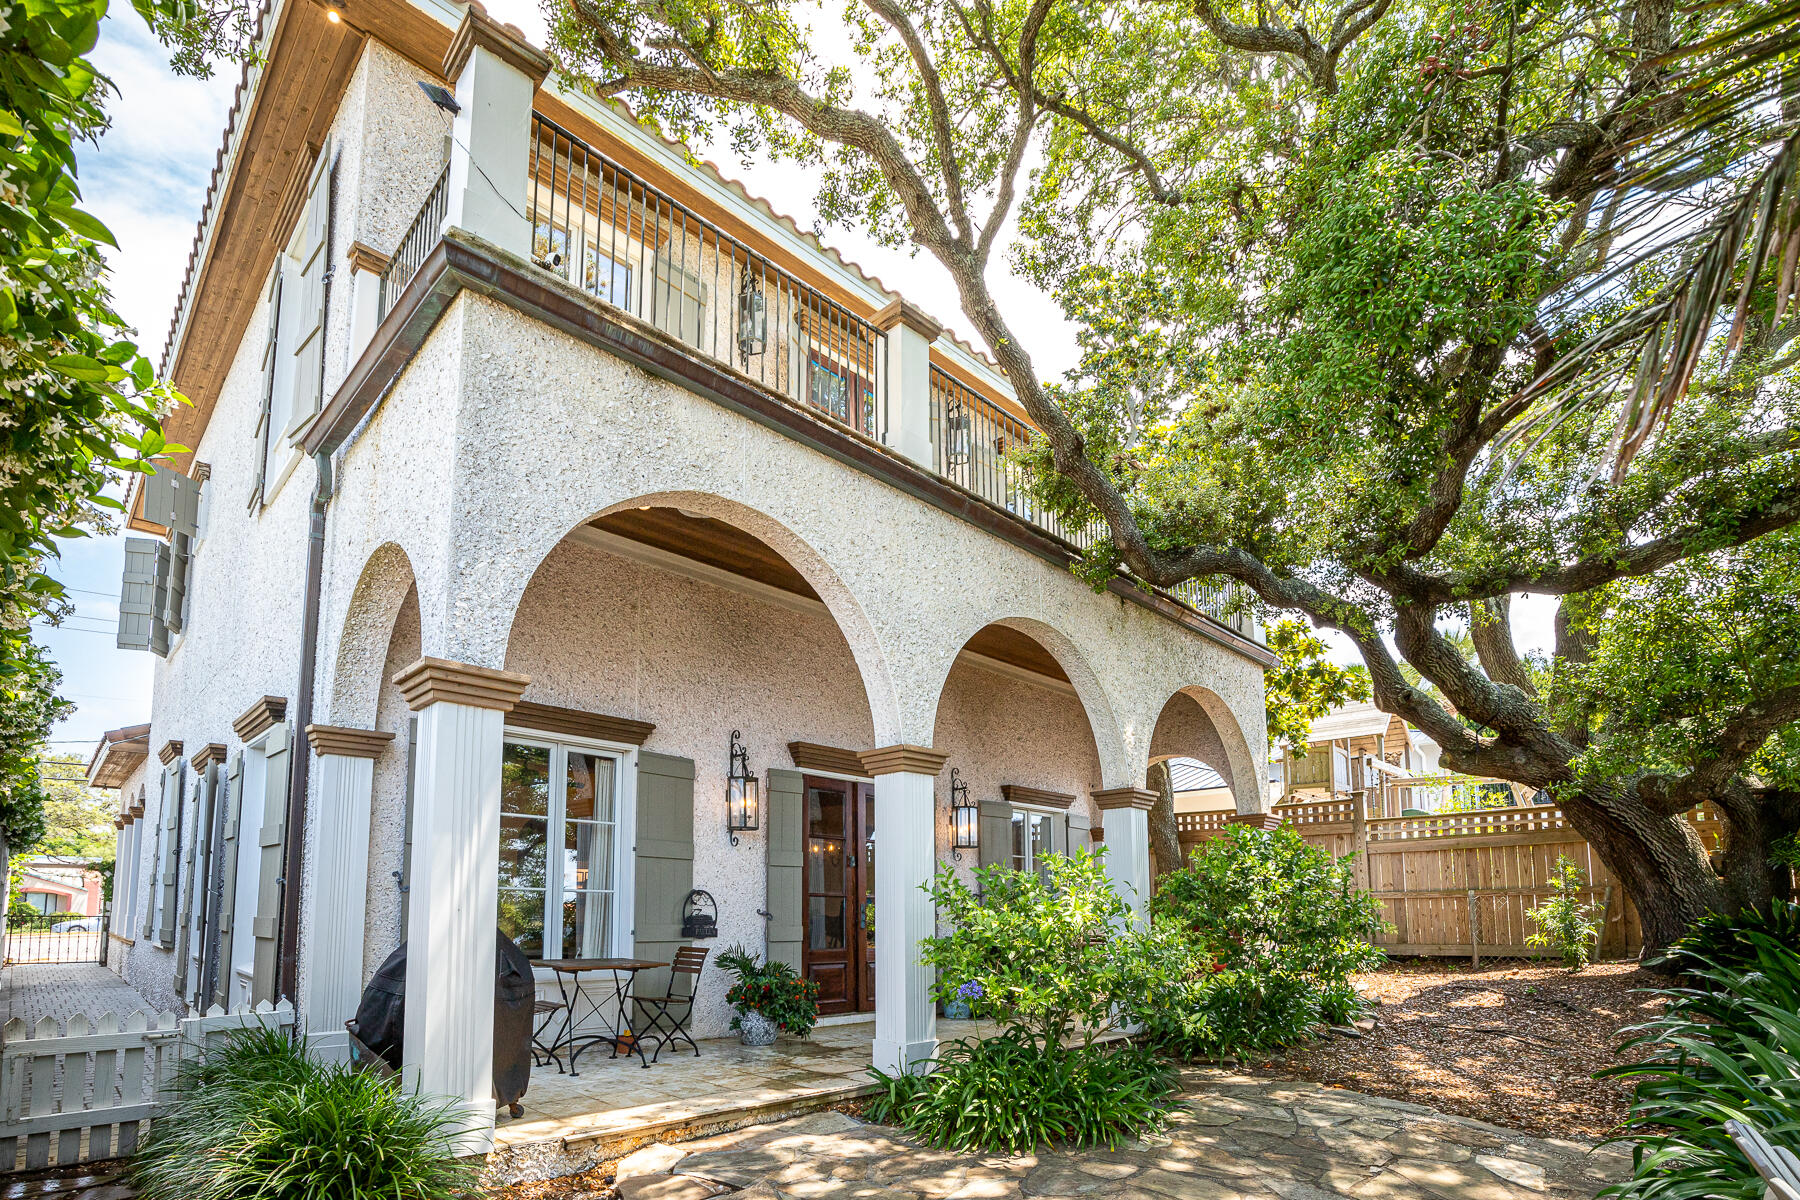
(34, 2), (1557, 757)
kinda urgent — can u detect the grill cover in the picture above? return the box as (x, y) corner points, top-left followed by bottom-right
(348, 929), (536, 1109)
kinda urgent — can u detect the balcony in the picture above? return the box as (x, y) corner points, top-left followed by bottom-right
(377, 112), (1261, 646)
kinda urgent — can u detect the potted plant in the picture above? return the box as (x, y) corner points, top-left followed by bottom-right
(718, 945), (821, 1045)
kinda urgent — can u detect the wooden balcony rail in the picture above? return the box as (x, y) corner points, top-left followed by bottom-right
(379, 164), (450, 319)
(528, 115), (889, 442)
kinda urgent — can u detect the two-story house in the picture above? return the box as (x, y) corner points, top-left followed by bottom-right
(99, 0), (1275, 1152)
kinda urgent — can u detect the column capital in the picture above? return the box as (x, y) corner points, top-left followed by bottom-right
(871, 297), (944, 342)
(157, 739), (184, 766)
(393, 657), (531, 713)
(1092, 786), (1157, 812)
(444, 4), (552, 85)
(189, 742), (229, 771)
(858, 744), (948, 777)
(233, 696), (289, 741)
(1226, 811), (1283, 831)
(307, 724), (397, 758)
(345, 241), (391, 276)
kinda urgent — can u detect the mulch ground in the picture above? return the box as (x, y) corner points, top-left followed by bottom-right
(1254, 958), (1663, 1140)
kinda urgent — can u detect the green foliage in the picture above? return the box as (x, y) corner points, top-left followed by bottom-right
(867, 1031), (1174, 1154)
(131, 1026), (480, 1200)
(1148, 825), (1387, 1057)
(1654, 901), (1800, 977)
(1599, 924), (1800, 1200)
(26, 752), (116, 857)
(1265, 619), (1370, 754)
(1525, 856), (1602, 970)
(0, 639), (72, 849)
(718, 944), (820, 1037)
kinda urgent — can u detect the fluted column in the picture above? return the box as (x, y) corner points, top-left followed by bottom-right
(394, 657), (530, 1153)
(299, 724), (394, 1061)
(860, 744), (948, 1075)
(1093, 787), (1156, 923)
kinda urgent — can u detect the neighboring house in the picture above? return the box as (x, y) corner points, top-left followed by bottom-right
(1279, 702), (1530, 815)
(101, 0), (1274, 1150)
(12, 858), (102, 916)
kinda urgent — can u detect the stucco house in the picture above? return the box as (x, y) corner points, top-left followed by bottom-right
(98, 0), (1274, 1151)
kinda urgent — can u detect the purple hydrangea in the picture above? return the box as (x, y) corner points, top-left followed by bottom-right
(956, 980), (985, 1001)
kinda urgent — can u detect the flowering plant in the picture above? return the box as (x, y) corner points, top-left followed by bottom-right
(717, 945), (820, 1037)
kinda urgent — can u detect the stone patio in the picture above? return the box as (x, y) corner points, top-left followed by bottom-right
(598, 1070), (1635, 1200)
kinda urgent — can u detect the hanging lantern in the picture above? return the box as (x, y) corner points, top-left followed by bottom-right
(946, 399), (972, 467)
(737, 270), (768, 366)
(949, 767), (977, 860)
(726, 729), (760, 845)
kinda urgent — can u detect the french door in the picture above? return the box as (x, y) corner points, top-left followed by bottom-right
(801, 776), (876, 1014)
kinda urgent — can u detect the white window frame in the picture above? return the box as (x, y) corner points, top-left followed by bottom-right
(1008, 804), (1060, 877)
(498, 726), (637, 974)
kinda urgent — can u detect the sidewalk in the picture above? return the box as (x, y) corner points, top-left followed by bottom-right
(0, 963), (154, 1033)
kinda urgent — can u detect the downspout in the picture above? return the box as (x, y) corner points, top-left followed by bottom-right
(278, 450), (331, 1004)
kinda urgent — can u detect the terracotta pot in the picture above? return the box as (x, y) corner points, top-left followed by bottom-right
(738, 1009), (779, 1046)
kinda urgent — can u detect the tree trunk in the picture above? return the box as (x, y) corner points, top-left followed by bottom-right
(1146, 761), (1184, 882)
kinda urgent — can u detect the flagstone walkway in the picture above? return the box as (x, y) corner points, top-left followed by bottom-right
(597, 1070), (1635, 1200)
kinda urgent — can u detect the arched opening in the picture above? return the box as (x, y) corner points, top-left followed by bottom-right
(498, 502), (887, 1037)
(1147, 686), (1267, 873)
(929, 621), (1108, 889)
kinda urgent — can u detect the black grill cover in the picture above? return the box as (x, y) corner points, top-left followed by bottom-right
(348, 929), (536, 1109)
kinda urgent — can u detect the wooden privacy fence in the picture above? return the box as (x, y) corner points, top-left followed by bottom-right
(1177, 800), (1724, 960)
(0, 1000), (295, 1173)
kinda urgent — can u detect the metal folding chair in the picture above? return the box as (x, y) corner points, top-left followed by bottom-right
(531, 998), (568, 1071)
(627, 946), (709, 1063)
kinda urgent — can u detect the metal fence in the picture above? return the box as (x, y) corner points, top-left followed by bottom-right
(4, 909), (106, 967)
(379, 163), (450, 318)
(528, 115), (889, 442)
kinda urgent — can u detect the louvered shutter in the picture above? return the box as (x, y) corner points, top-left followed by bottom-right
(156, 767), (185, 946)
(632, 753), (694, 1028)
(978, 800), (1012, 870)
(290, 149), (332, 423)
(117, 538), (159, 650)
(141, 464), (200, 536)
(204, 753), (243, 1008)
(252, 269), (283, 507)
(765, 770), (804, 971)
(251, 724), (291, 1004)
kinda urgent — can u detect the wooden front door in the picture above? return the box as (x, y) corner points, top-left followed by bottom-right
(801, 776), (876, 1014)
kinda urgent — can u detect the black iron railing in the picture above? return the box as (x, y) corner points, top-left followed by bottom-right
(4, 908), (106, 966)
(380, 164), (451, 319)
(528, 115), (889, 442)
(929, 365), (1261, 639)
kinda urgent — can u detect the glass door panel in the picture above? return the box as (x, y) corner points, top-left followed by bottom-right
(803, 779), (856, 1013)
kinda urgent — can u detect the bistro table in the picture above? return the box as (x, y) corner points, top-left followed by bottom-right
(533, 958), (666, 1073)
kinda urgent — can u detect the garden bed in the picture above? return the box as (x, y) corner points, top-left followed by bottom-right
(1258, 959), (1661, 1139)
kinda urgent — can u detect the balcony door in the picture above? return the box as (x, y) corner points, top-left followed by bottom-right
(801, 776), (876, 1014)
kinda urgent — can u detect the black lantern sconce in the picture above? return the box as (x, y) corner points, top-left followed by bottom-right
(945, 399), (972, 467)
(727, 729), (760, 846)
(949, 767), (977, 861)
(737, 271), (768, 366)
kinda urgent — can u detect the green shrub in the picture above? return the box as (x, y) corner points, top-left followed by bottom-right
(1525, 856), (1603, 969)
(1655, 900), (1800, 975)
(1147, 824), (1387, 1058)
(718, 944), (821, 1036)
(868, 1030), (1173, 1154)
(1599, 922), (1800, 1200)
(132, 1026), (479, 1200)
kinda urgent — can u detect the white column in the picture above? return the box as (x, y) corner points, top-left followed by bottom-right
(873, 299), (944, 469)
(441, 8), (550, 258)
(393, 657), (530, 1154)
(299, 724), (394, 1061)
(1093, 788), (1155, 924)
(862, 745), (947, 1075)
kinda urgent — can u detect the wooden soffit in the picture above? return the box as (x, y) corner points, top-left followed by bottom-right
(509, 700), (655, 746)
(1001, 784), (1076, 811)
(788, 742), (870, 777)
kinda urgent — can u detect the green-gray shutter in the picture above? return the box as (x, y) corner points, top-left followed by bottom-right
(143, 785), (165, 939)
(291, 148), (332, 422)
(142, 464), (201, 537)
(205, 754), (243, 1009)
(632, 752), (694, 1028)
(978, 800), (1011, 870)
(1068, 808), (1090, 856)
(174, 762), (216, 998)
(251, 724), (292, 1004)
(163, 534), (190, 635)
(148, 542), (172, 657)
(252, 268), (282, 508)
(398, 717), (417, 935)
(117, 538), (159, 651)
(764, 769), (804, 971)
(156, 767), (184, 946)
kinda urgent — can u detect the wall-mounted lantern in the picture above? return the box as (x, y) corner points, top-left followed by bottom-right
(737, 271), (768, 366)
(945, 399), (972, 467)
(727, 729), (760, 846)
(949, 767), (977, 860)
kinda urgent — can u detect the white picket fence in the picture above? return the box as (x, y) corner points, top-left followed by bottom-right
(0, 1000), (295, 1172)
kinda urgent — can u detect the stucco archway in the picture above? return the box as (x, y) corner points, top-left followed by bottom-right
(1147, 686), (1265, 814)
(324, 541), (419, 729)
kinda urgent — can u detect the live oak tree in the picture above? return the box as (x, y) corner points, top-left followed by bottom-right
(546, 0), (1800, 946)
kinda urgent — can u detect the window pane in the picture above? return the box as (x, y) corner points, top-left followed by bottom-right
(499, 888), (545, 958)
(808, 896), (847, 950)
(566, 752), (615, 823)
(502, 743), (551, 817)
(499, 815), (548, 890)
(565, 819), (613, 893)
(1010, 812), (1026, 872)
(562, 891), (611, 958)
